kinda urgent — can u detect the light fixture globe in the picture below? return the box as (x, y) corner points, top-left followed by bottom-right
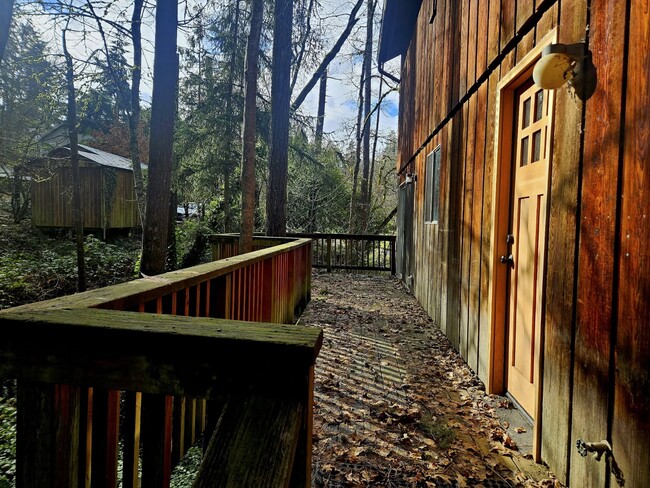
(533, 52), (575, 89)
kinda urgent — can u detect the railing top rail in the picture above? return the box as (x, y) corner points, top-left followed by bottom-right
(1, 237), (312, 313)
(0, 308), (322, 397)
(287, 232), (396, 241)
(208, 234), (294, 243)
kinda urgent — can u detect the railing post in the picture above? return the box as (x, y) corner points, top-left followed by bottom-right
(17, 382), (81, 488)
(289, 365), (315, 488)
(326, 236), (332, 273)
(390, 237), (396, 275)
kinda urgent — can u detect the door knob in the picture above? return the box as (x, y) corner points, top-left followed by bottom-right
(500, 254), (514, 265)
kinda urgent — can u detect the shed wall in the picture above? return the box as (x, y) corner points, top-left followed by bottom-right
(31, 164), (139, 230)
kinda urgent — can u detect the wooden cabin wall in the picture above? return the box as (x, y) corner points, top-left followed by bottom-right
(32, 167), (101, 228)
(396, 0), (649, 485)
(108, 169), (139, 229)
(32, 165), (138, 230)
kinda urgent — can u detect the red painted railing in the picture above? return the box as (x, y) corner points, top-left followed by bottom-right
(0, 237), (318, 488)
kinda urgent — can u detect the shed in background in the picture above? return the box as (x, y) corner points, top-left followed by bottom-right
(29, 144), (144, 232)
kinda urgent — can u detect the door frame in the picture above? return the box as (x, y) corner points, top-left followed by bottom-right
(486, 29), (557, 461)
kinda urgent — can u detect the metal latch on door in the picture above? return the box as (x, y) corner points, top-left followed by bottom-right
(500, 234), (515, 265)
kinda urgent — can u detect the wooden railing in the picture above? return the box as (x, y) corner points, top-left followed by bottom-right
(289, 233), (396, 274)
(210, 233), (396, 274)
(0, 238), (319, 488)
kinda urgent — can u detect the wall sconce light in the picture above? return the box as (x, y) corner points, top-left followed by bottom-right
(533, 43), (586, 89)
(533, 42), (597, 100)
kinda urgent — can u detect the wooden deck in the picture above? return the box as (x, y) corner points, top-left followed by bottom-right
(0, 236), (319, 488)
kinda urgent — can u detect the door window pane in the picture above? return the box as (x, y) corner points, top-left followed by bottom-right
(520, 136), (529, 166)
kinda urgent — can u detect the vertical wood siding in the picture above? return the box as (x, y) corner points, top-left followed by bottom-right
(396, 0), (649, 485)
(31, 163), (139, 230)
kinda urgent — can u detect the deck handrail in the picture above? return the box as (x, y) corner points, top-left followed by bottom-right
(209, 233), (396, 274)
(0, 236), (318, 488)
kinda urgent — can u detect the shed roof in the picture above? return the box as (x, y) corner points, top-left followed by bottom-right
(29, 143), (147, 172)
(378, 0), (423, 64)
(77, 144), (147, 171)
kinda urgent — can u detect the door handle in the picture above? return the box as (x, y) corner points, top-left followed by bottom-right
(500, 254), (514, 265)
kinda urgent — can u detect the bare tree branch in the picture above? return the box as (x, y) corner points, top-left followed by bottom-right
(291, 0), (364, 112)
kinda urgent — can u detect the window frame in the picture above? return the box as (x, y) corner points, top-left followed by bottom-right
(424, 144), (442, 225)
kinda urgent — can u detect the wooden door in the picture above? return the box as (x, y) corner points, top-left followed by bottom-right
(397, 180), (415, 285)
(505, 81), (552, 417)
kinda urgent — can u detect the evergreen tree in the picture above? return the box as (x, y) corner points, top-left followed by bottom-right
(0, 18), (60, 222)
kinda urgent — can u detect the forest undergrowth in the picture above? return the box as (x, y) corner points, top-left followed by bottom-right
(0, 221), (141, 310)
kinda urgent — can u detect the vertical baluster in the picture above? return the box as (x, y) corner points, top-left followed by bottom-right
(141, 394), (173, 488)
(195, 284), (201, 317)
(195, 399), (205, 443)
(263, 257), (273, 322)
(326, 237), (332, 273)
(171, 397), (186, 466)
(79, 387), (92, 488)
(90, 388), (120, 488)
(185, 399), (196, 447)
(205, 280), (211, 317)
(243, 268), (247, 321)
(122, 392), (141, 488)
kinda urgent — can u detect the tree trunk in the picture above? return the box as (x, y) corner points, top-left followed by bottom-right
(63, 27), (86, 293)
(166, 191), (177, 271)
(11, 165), (28, 223)
(141, 0), (178, 276)
(348, 67), (364, 234)
(289, 0), (315, 95)
(315, 69), (327, 150)
(0, 0), (14, 62)
(359, 0), (374, 233)
(130, 0), (146, 228)
(223, 0), (241, 233)
(266, 0), (293, 237)
(368, 74), (383, 223)
(240, 0), (264, 253)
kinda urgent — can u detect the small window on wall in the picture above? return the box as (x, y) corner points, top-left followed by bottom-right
(424, 145), (441, 224)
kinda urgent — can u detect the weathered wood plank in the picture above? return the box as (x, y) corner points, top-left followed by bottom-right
(17, 383), (80, 488)
(501, 0), (516, 72)
(122, 391), (142, 488)
(570, 0), (625, 485)
(469, 80), (487, 374)
(614, 0), (650, 486)
(459, 0), (469, 99)
(193, 394), (302, 488)
(90, 388), (120, 488)
(478, 0), (502, 385)
(541, 0), (587, 481)
(516, 0), (535, 61)
(0, 309), (323, 398)
(467, 0), (478, 86)
(460, 93), (476, 362)
(141, 394), (173, 488)
(446, 110), (464, 350)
